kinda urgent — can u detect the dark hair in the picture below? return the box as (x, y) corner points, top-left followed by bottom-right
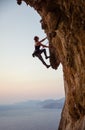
(17, 0), (22, 5)
(34, 36), (39, 41)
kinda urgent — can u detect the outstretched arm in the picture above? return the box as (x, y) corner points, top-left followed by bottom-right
(38, 37), (49, 48)
(39, 37), (47, 42)
(41, 43), (49, 48)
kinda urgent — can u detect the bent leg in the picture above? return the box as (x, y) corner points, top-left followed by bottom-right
(40, 49), (50, 59)
(37, 54), (50, 68)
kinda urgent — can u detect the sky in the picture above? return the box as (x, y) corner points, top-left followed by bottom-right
(0, 0), (64, 104)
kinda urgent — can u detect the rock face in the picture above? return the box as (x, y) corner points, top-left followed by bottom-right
(17, 0), (85, 130)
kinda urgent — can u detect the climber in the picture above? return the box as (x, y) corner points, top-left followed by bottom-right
(32, 36), (50, 68)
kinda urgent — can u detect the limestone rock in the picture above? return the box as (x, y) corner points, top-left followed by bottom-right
(17, 0), (85, 130)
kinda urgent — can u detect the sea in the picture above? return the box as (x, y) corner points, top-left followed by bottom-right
(0, 107), (61, 130)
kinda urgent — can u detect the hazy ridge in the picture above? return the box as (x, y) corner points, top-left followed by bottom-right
(0, 98), (65, 110)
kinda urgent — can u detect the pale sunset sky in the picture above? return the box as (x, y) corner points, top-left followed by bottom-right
(0, 0), (64, 104)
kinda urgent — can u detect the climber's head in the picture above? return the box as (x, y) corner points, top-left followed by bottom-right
(34, 36), (39, 42)
(17, 0), (22, 5)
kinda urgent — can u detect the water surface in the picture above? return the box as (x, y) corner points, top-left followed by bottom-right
(0, 108), (61, 130)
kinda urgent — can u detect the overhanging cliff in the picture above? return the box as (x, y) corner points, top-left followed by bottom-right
(17, 0), (85, 130)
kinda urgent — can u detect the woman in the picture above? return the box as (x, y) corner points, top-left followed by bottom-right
(32, 36), (50, 68)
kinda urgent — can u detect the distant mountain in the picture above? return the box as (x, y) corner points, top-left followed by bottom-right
(39, 98), (65, 109)
(15, 98), (65, 109)
(0, 98), (65, 110)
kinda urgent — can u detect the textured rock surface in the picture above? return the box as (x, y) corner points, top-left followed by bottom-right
(17, 0), (85, 130)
